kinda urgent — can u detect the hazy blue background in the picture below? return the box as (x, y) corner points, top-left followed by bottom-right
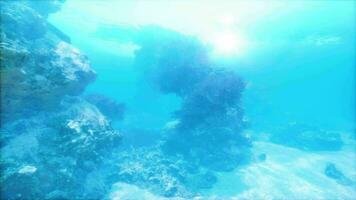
(49, 0), (355, 132)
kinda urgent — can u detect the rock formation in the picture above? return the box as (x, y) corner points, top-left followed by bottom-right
(0, 1), (121, 199)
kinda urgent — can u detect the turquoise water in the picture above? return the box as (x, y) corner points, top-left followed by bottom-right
(50, 1), (355, 131)
(1, 0), (355, 199)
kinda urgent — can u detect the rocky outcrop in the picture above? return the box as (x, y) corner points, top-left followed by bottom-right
(0, 1), (121, 199)
(1, 98), (121, 199)
(25, 0), (66, 18)
(53, 97), (121, 162)
(1, 1), (96, 122)
(131, 26), (251, 171)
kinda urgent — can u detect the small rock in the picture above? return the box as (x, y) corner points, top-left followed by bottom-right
(324, 162), (353, 186)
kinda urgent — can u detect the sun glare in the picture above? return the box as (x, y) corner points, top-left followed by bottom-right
(211, 31), (246, 56)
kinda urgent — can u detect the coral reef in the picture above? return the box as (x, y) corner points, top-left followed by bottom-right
(175, 69), (245, 131)
(0, 1), (120, 199)
(133, 26), (211, 96)
(1, 1), (96, 122)
(53, 97), (121, 161)
(108, 147), (218, 198)
(1, 99), (121, 199)
(1, 3), (250, 198)
(133, 26), (251, 171)
(112, 147), (193, 197)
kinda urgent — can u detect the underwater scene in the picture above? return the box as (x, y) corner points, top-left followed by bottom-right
(0, 0), (355, 199)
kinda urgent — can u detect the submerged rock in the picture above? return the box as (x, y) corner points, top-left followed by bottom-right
(25, 0), (66, 18)
(132, 26), (251, 172)
(0, 1), (120, 199)
(0, 98), (121, 199)
(53, 97), (122, 161)
(270, 123), (343, 151)
(0, 1), (96, 122)
(324, 163), (353, 186)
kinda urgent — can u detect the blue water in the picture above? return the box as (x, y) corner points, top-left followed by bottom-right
(1, 1), (355, 199)
(50, 1), (355, 131)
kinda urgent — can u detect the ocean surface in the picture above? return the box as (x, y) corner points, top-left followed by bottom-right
(1, 0), (355, 199)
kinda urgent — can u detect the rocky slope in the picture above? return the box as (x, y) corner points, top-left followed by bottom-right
(1, 0), (96, 122)
(0, 1), (121, 199)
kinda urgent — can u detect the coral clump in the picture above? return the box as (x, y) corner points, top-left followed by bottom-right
(109, 147), (218, 198)
(133, 26), (251, 171)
